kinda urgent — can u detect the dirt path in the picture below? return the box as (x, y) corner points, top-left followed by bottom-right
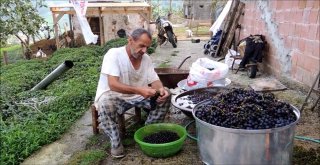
(22, 111), (93, 165)
(151, 39), (210, 70)
(22, 40), (319, 165)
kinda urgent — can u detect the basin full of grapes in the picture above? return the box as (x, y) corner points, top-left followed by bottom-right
(134, 123), (187, 158)
(192, 88), (300, 165)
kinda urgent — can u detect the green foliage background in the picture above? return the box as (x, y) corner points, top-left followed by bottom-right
(0, 38), (157, 165)
(0, 45), (102, 165)
(0, 0), (46, 47)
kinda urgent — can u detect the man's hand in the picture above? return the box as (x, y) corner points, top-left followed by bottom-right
(138, 87), (157, 99)
(156, 87), (170, 104)
(108, 75), (159, 98)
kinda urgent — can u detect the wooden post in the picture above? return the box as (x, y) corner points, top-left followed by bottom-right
(68, 13), (74, 47)
(215, 0), (240, 57)
(91, 104), (99, 134)
(134, 107), (142, 124)
(99, 7), (104, 45)
(301, 71), (320, 112)
(51, 11), (64, 49)
(117, 113), (126, 140)
(52, 12), (60, 49)
(221, 2), (244, 56)
(147, 6), (151, 30)
(3, 51), (8, 65)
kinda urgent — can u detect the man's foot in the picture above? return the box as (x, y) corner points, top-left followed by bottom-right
(111, 144), (125, 158)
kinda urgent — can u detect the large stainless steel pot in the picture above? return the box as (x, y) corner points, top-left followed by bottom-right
(193, 100), (300, 165)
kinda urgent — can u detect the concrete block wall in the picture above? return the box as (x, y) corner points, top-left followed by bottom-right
(103, 14), (146, 41)
(238, 0), (319, 89)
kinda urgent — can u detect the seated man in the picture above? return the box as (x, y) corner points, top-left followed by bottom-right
(94, 28), (171, 158)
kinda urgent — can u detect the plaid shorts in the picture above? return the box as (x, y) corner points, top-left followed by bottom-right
(96, 90), (171, 148)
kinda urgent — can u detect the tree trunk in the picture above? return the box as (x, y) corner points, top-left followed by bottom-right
(3, 51), (8, 65)
(15, 34), (32, 60)
(32, 35), (36, 44)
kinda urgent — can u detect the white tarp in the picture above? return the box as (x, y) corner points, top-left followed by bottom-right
(71, 0), (98, 44)
(209, 0), (233, 36)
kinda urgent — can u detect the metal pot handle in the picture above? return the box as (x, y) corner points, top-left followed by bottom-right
(177, 56), (191, 69)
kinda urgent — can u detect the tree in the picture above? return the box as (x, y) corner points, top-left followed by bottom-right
(0, 0), (47, 59)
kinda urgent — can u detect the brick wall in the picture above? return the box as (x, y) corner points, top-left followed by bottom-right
(238, 0), (319, 88)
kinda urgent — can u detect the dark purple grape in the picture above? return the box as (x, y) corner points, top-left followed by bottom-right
(194, 88), (297, 130)
(143, 131), (180, 144)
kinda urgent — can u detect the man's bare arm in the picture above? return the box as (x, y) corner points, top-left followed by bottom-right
(108, 75), (156, 98)
(150, 80), (164, 90)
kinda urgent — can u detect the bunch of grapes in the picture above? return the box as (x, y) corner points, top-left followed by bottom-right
(187, 91), (215, 104)
(195, 88), (297, 129)
(143, 131), (180, 144)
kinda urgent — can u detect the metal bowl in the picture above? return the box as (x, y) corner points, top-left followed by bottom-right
(177, 78), (231, 91)
(155, 68), (189, 89)
(171, 87), (227, 118)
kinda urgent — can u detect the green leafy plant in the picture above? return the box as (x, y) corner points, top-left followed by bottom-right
(0, 37), (157, 165)
(0, 45), (103, 165)
(147, 37), (158, 54)
(0, 0), (47, 59)
(147, 47), (156, 54)
(101, 38), (128, 55)
(102, 37), (157, 55)
(67, 150), (105, 165)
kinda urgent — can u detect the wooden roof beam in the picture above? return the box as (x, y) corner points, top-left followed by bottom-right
(55, 13), (65, 22)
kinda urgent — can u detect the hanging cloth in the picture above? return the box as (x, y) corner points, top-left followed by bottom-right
(71, 0), (98, 44)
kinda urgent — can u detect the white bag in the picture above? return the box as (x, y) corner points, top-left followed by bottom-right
(225, 49), (241, 69)
(188, 58), (229, 85)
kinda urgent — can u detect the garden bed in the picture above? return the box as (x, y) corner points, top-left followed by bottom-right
(0, 38), (150, 165)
